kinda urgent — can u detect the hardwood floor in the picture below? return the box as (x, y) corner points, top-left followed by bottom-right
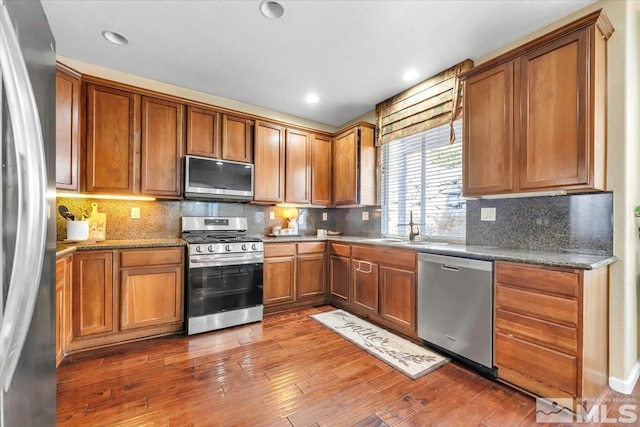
(57, 306), (638, 426)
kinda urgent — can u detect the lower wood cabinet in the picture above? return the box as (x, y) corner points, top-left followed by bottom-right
(264, 242), (326, 312)
(55, 255), (72, 366)
(330, 244), (417, 338)
(494, 261), (608, 409)
(66, 246), (185, 354)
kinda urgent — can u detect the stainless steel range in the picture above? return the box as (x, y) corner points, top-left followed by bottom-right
(182, 217), (263, 335)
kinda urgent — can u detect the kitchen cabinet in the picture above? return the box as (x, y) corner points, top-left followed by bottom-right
(72, 250), (115, 337)
(494, 261), (608, 409)
(222, 114), (252, 163)
(460, 10), (613, 196)
(254, 121), (285, 203)
(285, 128), (311, 204)
(186, 106), (220, 158)
(67, 247), (185, 353)
(352, 258), (379, 314)
(329, 243), (351, 303)
(332, 122), (376, 206)
(264, 242), (327, 312)
(55, 255), (72, 366)
(311, 134), (332, 206)
(141, 96), (184, 198)
(86, 84), (140, 194)
(119, 248), (184, 330)
(55, 65), (81, 191)
(379, 265), (416, 332)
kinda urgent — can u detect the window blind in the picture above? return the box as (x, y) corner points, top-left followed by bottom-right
(381, 119), (465, 239)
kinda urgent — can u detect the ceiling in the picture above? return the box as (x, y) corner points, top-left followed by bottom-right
(42, 0), (596, 128)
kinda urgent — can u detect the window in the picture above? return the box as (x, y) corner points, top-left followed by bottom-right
(381, 120), (465, 240)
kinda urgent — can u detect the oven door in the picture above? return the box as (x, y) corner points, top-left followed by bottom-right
(187, 261), (263, 319)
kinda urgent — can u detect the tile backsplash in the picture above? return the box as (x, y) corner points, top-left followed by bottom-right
(56, 198), (381, 241)
(465, 192), (613, 255)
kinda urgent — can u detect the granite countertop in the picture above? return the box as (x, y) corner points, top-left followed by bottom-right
(56, 238), (186, 258)
(262, 235), (617, 270)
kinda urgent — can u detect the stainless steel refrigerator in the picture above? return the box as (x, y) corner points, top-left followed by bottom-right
(0, 0), (56, 425)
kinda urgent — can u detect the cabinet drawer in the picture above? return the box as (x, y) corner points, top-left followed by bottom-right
(264, 243), (296, 258)
(496, 262), (578, 297)
(496, 285), (578, 326)
(120, 247), (183, 268)
(329, 243), (351, 257)
(352, 246), (415, 270)
(495, 332), (577, 395)
(496, 309), (577, 353)
(297, 242), (326, 254)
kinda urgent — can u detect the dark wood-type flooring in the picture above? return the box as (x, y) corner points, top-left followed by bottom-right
(57, 306), (640, 426)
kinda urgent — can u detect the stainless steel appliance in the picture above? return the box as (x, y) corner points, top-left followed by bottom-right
(417, 253), (496, 377)
(184, 155), (254, 201)
(182, 217), (263, 335)
(1, 0), (56, 424)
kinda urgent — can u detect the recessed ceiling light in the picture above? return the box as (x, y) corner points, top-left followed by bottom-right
(102, 30), (129, 46)
(259, 1), (285, 19)
(403, 69), (419, 81)
(305, 93), (319, 104)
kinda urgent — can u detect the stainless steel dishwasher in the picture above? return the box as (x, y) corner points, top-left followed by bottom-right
(417, 253), (496, 377)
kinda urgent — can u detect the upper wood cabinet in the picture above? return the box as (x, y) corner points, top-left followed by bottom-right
(222, 114), (252, 163)
(254, 121), (285, 203)
(333, 123), (376, 206)
(86, 84), (140, 194)
(460, 10), (613, 197)
(311, 134), (332, 206)
(55, 66), (81, 191)
(186, 106), (220, 158)
(285, 128), (311, 204)
(141, 96), (184, 198)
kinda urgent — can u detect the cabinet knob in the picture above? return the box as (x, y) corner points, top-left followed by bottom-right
(225, 244), (232, 252)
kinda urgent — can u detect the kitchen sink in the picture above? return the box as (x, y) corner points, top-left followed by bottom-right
(362, 238), (404, 243)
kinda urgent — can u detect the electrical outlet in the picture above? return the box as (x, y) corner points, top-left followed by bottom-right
(269, 211), (275, 220)
(322, 212), (328, 221)
(131, 207), (140, 219)
(362, 211), (369, 221)
(480, 207), (496, 221)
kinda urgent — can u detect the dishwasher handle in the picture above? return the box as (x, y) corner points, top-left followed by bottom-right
(442, 265), (459, 272)
(418, 252), (493, 272)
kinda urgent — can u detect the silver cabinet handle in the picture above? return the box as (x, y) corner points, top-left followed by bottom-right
(0, 3), (48, 392)
(355, 261), (373, 274)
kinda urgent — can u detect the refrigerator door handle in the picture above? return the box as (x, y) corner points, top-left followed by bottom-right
(0, 3), (48, 392)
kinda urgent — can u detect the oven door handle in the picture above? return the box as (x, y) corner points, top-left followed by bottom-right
(190, 255), (264, 268)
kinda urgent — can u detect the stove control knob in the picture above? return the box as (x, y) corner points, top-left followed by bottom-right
(241, 244), (248, 251)
(195, 246), (202, 253)
(225, 244), (232, 252)
(251, 244), (258, 250)
(208, 245), (214, 253)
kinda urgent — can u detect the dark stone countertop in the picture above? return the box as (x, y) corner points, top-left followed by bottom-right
(56, 239), (186, 258)
(262, 236), (617, 270)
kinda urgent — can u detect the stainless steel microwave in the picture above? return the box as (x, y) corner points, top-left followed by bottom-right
(184, 155), (254, 201)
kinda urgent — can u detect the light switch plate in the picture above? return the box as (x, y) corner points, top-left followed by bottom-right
(269, 211), (275, 220)
(480, 207), (496, 221)
(362, 211), (369, 221)
(322, 212), (328, 221)
(131, 207), (140, 219)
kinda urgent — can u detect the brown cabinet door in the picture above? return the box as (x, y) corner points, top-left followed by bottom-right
(254, 121), (285, 203)
(519, 30), (588, 190)
(72, 251), (114, 337)
(55, 259), (65, 366)
(311, 134), (332, 206)
(86, 84), (139, 194)
(186, 106), (220, 158)
(222, 114), (252, 163)
(379, 265), (416, 332)
(141, 97), (184, 197)
(329, 255), (350, 302)
(64, 257), (73, 347)
(285, 128), (311, 204)
(463, 62), (514, 196)
(55, 68), (80, 191)
(333, 128), (357, 205)
(264, 256), (295, 305)
(296, 253), (326, 300)
(120, 265), (183, 330)
(352, 259), (378, 314)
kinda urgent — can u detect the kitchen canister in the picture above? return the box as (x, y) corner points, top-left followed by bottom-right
(67, 221), (89, 241)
